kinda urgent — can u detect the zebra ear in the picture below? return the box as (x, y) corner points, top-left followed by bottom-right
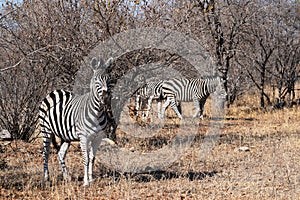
(91, 57), (104, 71)
(105, 57), (114, 68)
(104, 57), (114, 73)
(91, 57), (97, 69)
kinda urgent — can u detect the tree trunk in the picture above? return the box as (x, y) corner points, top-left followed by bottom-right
(260, 67), (265, 108)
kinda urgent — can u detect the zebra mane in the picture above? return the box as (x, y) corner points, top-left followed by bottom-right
(194, 76), (221, 80)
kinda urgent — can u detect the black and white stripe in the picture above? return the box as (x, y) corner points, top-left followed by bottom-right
(135, 80), (164, 118)
(160, 77), (226, 120)
(39, 57), (114, 186)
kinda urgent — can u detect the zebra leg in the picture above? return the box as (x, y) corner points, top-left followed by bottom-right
(193, 99), (200, 118)
(157, 99), (162, 118)
(177, 102), (182, 115)
(161, 97), (183, 119)
(170, 99), (183, 120)
(144, 96), (154, 119)
(57, 141), (70, 181)
(79, 135), (90, 186)
(42, 129), (52, 182)
(199, 100), (206, 120)
(88, 137), (102, 183)
(135, 95), (140, 117)
(141, 98), (147, 118)
(160, 98), (171, 119)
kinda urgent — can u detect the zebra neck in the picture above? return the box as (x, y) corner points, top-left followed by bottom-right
(88, 90), (104, 115)
(208, 84), (217, 93)
(205, 79), (218, 94)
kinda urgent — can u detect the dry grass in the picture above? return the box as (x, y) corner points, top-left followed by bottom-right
(1, 96), (300, 199)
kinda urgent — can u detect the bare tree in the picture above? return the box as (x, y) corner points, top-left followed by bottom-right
(271, 1), (300, 105)
(238, 0), (299, 108)
(191, 0), (257, 106)
(0, 0), (102, 140)
(242, 11), (275, 108)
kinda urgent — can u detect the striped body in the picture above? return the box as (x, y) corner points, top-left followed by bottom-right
(39, 57), (113, 186)
(135, 81), (163, 119)
(160, 77), (226, 119)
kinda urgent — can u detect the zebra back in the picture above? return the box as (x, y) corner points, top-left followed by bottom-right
(162, 77), (225, 102)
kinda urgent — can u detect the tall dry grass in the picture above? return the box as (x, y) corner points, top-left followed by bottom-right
(1, 93), (299, 199)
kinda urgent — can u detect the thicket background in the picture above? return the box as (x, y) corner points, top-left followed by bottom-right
(0, 0), (299, 141)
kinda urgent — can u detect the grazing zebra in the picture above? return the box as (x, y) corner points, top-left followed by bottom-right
(39, 57), (115, 186)
(134, 80), (164, 119)
(160, 77), (226, 120)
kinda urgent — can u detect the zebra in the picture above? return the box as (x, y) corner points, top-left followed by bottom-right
(160, 77), (226, 120)
(134, 80), (164, 119)
(38, 57), (115, 186)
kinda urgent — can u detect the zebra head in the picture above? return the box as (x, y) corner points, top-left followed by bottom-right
(90, 57), (114, 103)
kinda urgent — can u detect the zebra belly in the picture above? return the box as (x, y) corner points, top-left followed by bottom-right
(175, 91), (194, 102)
(48, 112), (79, 142)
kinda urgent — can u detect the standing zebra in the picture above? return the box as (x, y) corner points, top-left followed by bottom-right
(134, 80), (164, 119)
(39, 57), (115, 186)
(160, 77), (226, 120)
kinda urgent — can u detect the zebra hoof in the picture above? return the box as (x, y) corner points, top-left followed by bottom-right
(177, 114), (183, 120)
(83, 181), (90, 187)
(102, 138), (116, 146)
(62, 172), (70, 182)
(43, 173), (49, 182)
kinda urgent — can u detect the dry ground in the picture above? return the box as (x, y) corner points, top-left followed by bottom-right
(1, 99), (300, 199)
